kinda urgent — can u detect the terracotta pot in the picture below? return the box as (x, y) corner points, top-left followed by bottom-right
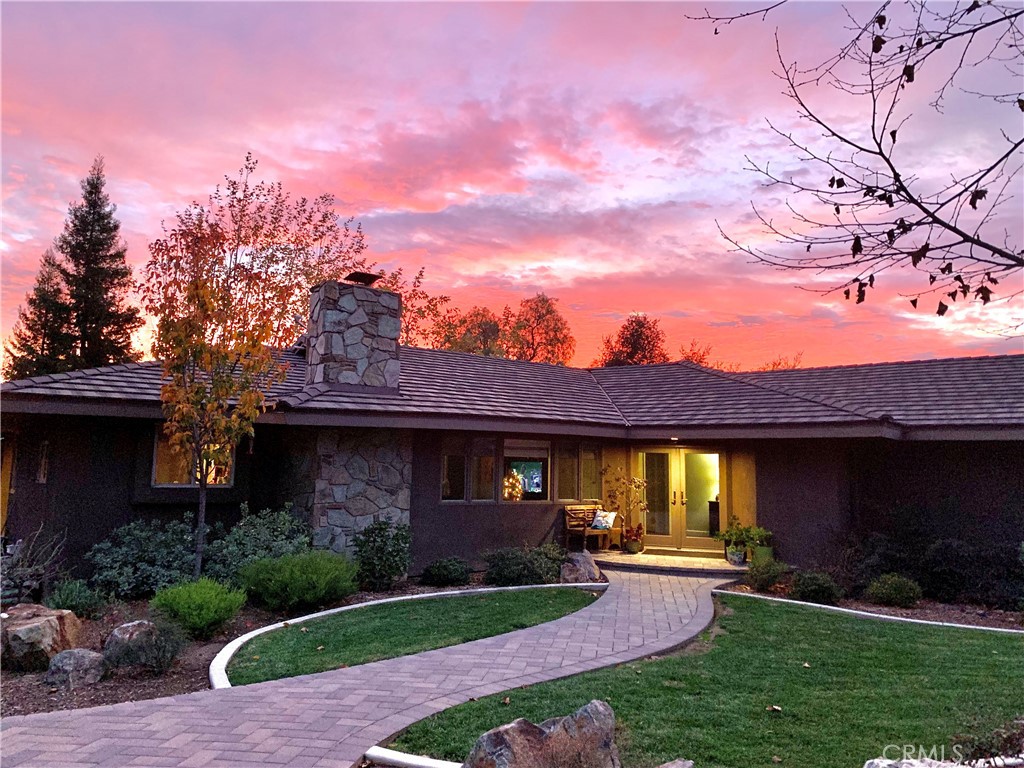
(623, 540), (644, 555)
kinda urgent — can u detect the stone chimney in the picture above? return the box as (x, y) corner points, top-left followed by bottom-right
(305, 279), (401, 389)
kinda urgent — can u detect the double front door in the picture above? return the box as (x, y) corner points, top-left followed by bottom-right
(639, 448), (722, 550)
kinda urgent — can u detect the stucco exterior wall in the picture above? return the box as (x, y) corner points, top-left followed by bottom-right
(850, 439), (1023, 545)
(751, 440), (852, 567)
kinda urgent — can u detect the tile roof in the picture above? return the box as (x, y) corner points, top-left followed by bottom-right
(589, 361), (872, 425)
(743, 354), (1024, 426)
(3, 347), (1022, 433)
(282, 346), (627, 426)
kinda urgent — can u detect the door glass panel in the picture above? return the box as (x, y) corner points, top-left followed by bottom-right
(684, 452), (720, 536)
(643, 452), (670, 536)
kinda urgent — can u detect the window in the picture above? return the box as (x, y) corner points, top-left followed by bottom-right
(556, 444), (579, 501)
(469, 438), (496, 501)
(581, 446), (602, 500)
(503, 440), (549, 501)
(441, 452), (467, 501)
(152, 429), (234, 487)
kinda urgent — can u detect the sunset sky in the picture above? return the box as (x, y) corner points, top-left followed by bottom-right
(2, 1), (1021, 369)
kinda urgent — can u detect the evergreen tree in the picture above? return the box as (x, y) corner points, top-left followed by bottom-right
(56, 156), (142, 368)
(3, 250), (76, 380)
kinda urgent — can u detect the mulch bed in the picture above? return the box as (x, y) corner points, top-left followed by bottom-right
(1, 577), (491, 718)
(722, 582), (1023, 631)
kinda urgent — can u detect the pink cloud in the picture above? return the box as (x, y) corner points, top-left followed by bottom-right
(1, 2), (1019, 374)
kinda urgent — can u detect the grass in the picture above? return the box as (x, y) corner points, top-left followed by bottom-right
(393, 595), (1024, 768)
(227, 587), (598, 685)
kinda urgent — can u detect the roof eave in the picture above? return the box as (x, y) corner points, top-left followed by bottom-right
(1, 394), (165, 419)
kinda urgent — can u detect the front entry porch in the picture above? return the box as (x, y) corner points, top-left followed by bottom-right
(591, 548), (747, 577)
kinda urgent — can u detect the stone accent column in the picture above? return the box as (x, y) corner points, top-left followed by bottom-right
(311, 428), (413, 554)
(305, 280), (401, 388)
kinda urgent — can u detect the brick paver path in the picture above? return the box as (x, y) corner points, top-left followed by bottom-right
(1, 571), (725, 768)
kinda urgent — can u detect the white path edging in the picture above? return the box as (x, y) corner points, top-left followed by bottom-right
(210, 582), (609, 689)
(364, 746), (461, 768)
(713, 589), (1024, 635)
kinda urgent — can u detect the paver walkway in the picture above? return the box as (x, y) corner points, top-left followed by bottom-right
(1, 571), (726, 768)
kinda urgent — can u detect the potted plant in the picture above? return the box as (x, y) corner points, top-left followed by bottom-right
(746, 526), (774, 563)
(601, 467), (649, 554)
(623, 524), (645, 554)
(714, 515), (751, 565)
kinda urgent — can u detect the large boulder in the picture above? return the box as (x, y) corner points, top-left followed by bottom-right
(0, 603), (82, 671)
(103, 619), (158, 667)
(463, 700), (620, 768)
(560, 551), (601, 584)
(42, 648), (105, 689)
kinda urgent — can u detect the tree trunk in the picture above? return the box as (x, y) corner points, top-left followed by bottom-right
(193, 478), (207, 579)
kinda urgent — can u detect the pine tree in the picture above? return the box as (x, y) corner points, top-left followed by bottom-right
(56, 156), (142, 368)
(3, 250), (76, 380)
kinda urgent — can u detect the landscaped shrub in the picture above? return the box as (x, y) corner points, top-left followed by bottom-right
(86, 517), (194, 600)
(744, 558), (788, 593)
(852, 533), (920, 593)
(204, 503), (311, 585)
(1, 525), (66, 606)
(46, 579), (106, 619)
(865, 573), (923, 608)
(104, 617), (187, 675)
(239, 551), (358, 613)
(534, 542), (567, 569)
(918, 538), (975, 604)
(352, 521), (412, 592)
(483, 546), (562, 587)
(150, 578), (246, 639)
(789, 570), (843, 605)
(420, 557), (472, 587)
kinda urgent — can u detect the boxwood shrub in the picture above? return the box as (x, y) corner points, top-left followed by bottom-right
(865, 573), (923, 608)
(420, 557), (473, 587)
(790, 570), (843, 605)
(239, 551), (358, 613)
(150, 578), (247, 639)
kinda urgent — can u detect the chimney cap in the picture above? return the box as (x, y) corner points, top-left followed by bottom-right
(345, 271), (384, 287)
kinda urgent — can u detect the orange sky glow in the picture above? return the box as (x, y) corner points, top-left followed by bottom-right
(2, 1), (1021, 370)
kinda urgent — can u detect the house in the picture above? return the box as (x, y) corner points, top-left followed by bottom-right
(2, 278), (1022, 572)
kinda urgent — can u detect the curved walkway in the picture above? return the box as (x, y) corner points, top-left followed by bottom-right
(1, 571), (727, 768)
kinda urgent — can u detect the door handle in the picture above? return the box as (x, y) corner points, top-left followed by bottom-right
(672, 490), (677, 505)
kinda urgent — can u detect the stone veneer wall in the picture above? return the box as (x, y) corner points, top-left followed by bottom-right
(306, 280), (401, 388)
(309, 427), (413, 554)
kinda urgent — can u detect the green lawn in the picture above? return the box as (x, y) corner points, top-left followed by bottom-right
(227, 587), (598, 685)
(393, 595), (1024, 768)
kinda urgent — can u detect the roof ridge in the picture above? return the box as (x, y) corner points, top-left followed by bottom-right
(672, 360), (881, 423)
(2, 359), (164, 390)
(584, 369), (631, 426)
(742, 352), (1023, 375)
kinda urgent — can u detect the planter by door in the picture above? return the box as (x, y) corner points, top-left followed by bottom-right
(623, 540), (644, 555)
(725, 546), (747, 566)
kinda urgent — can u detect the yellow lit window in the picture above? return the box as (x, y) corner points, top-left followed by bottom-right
(152, 429), (234, 487)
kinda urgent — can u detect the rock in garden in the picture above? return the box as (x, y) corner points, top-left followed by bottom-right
(42, 648), (105, 689)
(863, 759), (961, 768)
(653, 761), (694, 768)
(103, 619), (158, 666)
(0, 603), (82, 671)
(560, 551), (601, 584)
(462, 699), (620, 768)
